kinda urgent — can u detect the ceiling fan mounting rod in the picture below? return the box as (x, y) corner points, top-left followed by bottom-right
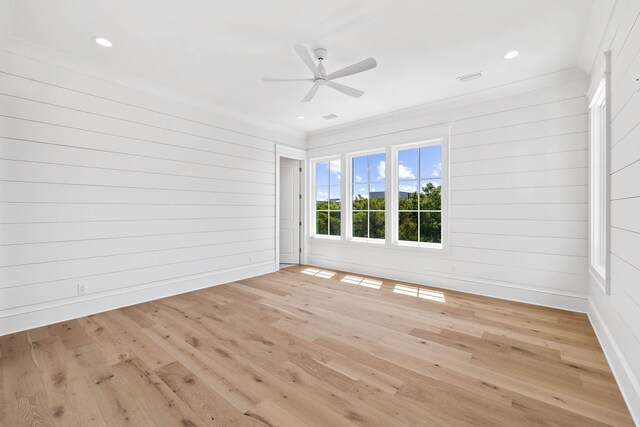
(313, 48), (328, 61)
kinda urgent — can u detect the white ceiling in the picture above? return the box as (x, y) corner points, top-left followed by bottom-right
(5, 0), (594, 132)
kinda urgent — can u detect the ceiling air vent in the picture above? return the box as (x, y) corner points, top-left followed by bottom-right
(457, 72), (483, 82)
(322, 114), (338, 120)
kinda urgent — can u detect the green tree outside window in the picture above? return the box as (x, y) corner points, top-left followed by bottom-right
(315, 160), (341, 236)
(352, 153), (386, 239)
(398, 145), (442, 244)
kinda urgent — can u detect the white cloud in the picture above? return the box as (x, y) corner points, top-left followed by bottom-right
(329, 160), (341, 182)
(355, 175), (363, 183)
(329, 161), (340, 170)
(376, 160), (386, 180)
(355, 186), (369, 197)
(399, 164), (415, 179)
(431, 162), (442, 177)
(399, 183), (417, 192)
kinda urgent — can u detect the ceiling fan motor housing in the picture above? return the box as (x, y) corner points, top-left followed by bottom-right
(261, 45), (376, 102)
(314, 48), (328, 61)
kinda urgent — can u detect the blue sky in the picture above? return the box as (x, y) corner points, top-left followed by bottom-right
(316, 146), (441, 202)
(316, 160), (341, 203)
(352, 153), (385, 199)
(398, 146), (442, 193)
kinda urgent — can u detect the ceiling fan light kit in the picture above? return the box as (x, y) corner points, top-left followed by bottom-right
(262, 45), (377, 102)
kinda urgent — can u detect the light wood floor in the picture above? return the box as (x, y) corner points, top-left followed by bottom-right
(0, 265), (633, 426)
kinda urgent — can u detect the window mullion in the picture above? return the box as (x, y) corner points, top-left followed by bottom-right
(367, 155), (371, 239)
(417, 147), (421, 242)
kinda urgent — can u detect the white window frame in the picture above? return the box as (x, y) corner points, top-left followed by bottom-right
(310, 157), (342, 240)
(391, 138), (448, 252)
(346, 148), (387, 243)
(589, 67), (611, 294)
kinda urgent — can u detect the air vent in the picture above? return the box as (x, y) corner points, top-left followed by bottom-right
(457, 72), (483, 82)
(322, 114), (338, 120)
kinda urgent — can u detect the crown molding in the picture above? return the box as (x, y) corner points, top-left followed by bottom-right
(308, 67), (587, 141)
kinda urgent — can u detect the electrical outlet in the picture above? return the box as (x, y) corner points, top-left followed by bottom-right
(249, 256), (255, 263)
(77, 282), (88, 294)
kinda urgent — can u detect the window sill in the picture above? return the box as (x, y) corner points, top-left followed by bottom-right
(309, 236), (448, 256)
(349, 237), (386, 244)
(396, 241), (443, 250)
(311, 234), (341, 241)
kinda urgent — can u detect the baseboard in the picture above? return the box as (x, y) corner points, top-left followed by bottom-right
(0, 262), (275, 337)
(306, 256), (588, 313)
(587, 300), (640, 425)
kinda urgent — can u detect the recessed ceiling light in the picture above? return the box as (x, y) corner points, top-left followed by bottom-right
(93, 37), (113, 48)
(504, 50), (519, 59)
(296, 115), (304, 120)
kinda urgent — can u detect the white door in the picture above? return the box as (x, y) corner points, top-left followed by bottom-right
(279, 158), (301, 264)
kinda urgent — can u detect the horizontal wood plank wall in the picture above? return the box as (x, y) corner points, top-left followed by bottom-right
(587, 0), (640, 420)
(305, 72), (590, 311)
(0, 50), (303, 335)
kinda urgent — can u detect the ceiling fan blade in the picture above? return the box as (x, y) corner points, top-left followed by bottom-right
(294, 45), (321, 78)
(301, 82), (321, 102)
(326, 80), (364, 98)
(262, 77), (314, 82)
(326, 57), (377, 80)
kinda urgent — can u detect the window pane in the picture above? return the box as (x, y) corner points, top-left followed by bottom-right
(352, 212), (368, 238)
(420, 212), (442, 243)
(353, 185), (369, 210)
(316, 162), (329, 186)
(420, 180), (441, 210)
(352, 156), (368, 185)
(399, 180), (418, 210)
(370, 153), (386, 182)
(329, 212), (341, 236)
(420, 145), (442, 179)
(398, 148), (418, 180)
(370, 181), (385, 210)
(316, 186), (328, 210)
(316, 211), (328, 235)
(329, 185), (341, 209)
(329, 160), (341, 185)
(369, 212), (385, 239)
(399, 211), (418, 242)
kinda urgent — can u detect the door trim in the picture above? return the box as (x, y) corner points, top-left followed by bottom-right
(275, 145), (306, 270)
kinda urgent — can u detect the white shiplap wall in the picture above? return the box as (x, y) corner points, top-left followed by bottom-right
(586, 0), (640, 420)
(0, 49), (304, 335)
(305, 70), (590, 311)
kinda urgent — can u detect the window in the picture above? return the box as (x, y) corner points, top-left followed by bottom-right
(351, 152), (386, 239)
(397, 143), (442, 246)
(314, 159), (341, 236)
(589, 77), (608, 289)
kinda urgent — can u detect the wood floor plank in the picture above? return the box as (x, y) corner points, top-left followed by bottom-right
(30, 336), (106, 426)
(156, 360), (257, 426)
(110, 357), (204, 426)
(0, 265), (633, 426)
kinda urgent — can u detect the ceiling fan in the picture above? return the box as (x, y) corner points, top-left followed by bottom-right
(262, 45), (377, 102)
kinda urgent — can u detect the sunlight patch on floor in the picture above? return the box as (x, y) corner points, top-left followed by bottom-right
(301, 267), (336, 279)
(393, 284), (446, 302)
(340, 275), (383, 289)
